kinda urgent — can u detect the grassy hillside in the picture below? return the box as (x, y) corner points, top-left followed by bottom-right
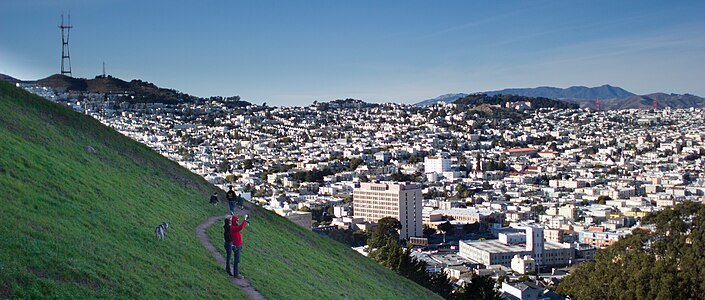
(0, 81), (244, 298)
(0, 82), (439, 299)
(207, 209), (440, 299)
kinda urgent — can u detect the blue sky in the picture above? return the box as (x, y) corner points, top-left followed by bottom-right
(2, 0), (704, 106)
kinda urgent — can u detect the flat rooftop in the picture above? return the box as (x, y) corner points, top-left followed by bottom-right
(461, 239), (570, 253)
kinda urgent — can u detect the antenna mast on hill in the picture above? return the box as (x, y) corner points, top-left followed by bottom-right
(59, 13), (73, 77)
(102, 61), (106, 78)
(653, 97), (658, 110)
(595, 97), (601, 111)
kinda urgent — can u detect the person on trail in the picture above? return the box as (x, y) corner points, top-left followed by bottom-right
(237, 192), (245, 210)
(226, 186), (236, 214)
(210, 192), (219, 206)
(229, 214), (249, 279)
(223, 217), (233, 276)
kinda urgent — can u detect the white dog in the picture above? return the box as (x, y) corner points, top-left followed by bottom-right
(155, 223), (169, 240)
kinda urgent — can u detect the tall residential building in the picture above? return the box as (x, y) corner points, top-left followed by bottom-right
(424, 156), (451, 173)
(353, 182), (422, 239)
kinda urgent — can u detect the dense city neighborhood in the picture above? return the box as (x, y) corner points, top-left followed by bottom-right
(21, 83), (705, 298)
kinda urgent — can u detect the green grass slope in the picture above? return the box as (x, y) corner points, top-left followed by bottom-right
(0, 81), (245, 298)
(0, 82), (439, 299)
(208, 208), (440, 299)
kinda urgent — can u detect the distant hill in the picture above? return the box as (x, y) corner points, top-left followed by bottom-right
(415, 93), (468, 106)
(314, 98), (378, 110)
(416, 85), (705, 110)
(568, 92), (705, 110)
(0, 73), (23, 84)
(416, 85), (634, 106)
(484, 84), (635, 100)
(35, 74), (202, 104)
(454, 94), (579, 110)
(0, 81), (438, 299)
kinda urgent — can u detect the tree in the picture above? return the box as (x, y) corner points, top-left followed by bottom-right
(437, 221), (454, 243)
(482, 181), (491, 190)
(422, 225), (436, 238)
(349, 157), (364, 171)
(596, 195), (611, 205)
(369, 235), (455, 299)
(462, 222), (479, 234)
(367, 217), (402, 249)
(225, 174), (238, 183)
(217, 160), (230, 173)
(458, 275), (502, 300)
(557, 202), (705, 300)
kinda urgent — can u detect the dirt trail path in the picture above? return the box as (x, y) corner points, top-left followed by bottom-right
(196, 209), (266, 300)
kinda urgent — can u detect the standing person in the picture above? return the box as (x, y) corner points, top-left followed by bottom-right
(210, 192), (219, 206)
(230, 214), (249, 279)
(223, 218), (233, 276)
(237, 191), (245, 210)
(226, 186), (236, 214)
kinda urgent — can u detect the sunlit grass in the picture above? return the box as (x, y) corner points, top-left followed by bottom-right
(0, 82), (245, 298)
(208, 207), (440, 300)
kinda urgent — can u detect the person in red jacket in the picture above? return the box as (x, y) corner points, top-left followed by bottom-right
(229, 214), (248, 279)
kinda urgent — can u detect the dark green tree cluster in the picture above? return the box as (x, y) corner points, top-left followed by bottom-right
(453, 94), (578, 110)
(290, 167), (333, 183)
(456, 275), (503, 300)
(557, 202), (705, 300)
(484, 160), (506, 172)
(368, 217), (501, 299)
(390, 170), (415, 182)
(348, 157), (364, 171)
(370, 235), (455, 298)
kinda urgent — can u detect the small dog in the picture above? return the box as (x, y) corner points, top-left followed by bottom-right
(155, 223), (169, 240)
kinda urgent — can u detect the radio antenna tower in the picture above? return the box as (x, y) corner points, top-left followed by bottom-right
(595, 97), (601, 111)
(59, 13), (73, 77)
(652, 97), (658, 110)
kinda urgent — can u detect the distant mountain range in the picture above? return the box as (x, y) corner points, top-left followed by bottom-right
(571, 93), (705, 110)
(416, 85), (705, 110)
(484, 84), (635, 100)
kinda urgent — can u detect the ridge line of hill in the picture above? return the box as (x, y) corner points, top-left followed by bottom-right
(415, 85), (705, 110)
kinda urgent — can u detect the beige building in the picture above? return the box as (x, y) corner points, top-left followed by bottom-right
(353, 182), (422, 239)
(511, 255), (536, 274)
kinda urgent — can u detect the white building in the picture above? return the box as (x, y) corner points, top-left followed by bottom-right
(353, 182), (423, 239)
(459, 226), (574, 268)
(424, 155), (451, 174)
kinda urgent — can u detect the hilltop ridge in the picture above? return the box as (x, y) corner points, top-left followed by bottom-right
(35, 74), (201, 104)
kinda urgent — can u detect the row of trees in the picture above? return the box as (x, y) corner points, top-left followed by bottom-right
(368, 217), (501, 299)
